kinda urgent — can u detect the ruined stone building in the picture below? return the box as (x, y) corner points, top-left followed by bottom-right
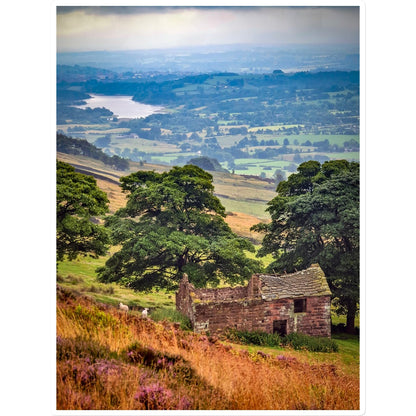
(176, 264), (332, 337)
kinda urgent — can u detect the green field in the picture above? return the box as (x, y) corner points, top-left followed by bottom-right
(230, 149), (359, 178)
(219, 196), (269, 219)
(216, 133), (359, 149)
(248, 124), (304, 132)
(59, 118), (359, 179)
(57, 254), (174, 311)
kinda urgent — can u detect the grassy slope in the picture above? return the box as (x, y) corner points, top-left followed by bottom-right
(57, 252), (174, 312)
(56, 285), (360, 410)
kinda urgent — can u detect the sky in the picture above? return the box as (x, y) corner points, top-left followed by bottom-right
(56, 5), (359, 53)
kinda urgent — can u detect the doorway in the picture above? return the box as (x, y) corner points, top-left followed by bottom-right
(273, 319), (287, 336)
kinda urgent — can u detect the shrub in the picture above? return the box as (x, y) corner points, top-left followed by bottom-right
(225, 328), (281, 347)
(282, 333), (339, 353)
(331, 323), (346, 333)
(125, 342), (184, 369)
(134, 383), (192, 410)
(56, 336), (116, 361)
(65, 274), (83, 284)
(150, 308), (192, 330)
(72, 304), (120, 330)
(331, 323), (360, 336)
(82, 285), (114, 295)
(125, 342), (201, 383)
(226, 329), (338, 352)
(134, 383), (174, 410)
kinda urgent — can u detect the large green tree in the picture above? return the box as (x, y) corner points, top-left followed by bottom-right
(97, 165), (262, 291)
(253, 160), (359, 333)
(56, 161), (111, 262)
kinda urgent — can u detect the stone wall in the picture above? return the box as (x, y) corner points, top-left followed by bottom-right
(191, 295), (331, 337)
(193, 286), (248, 302)
(294, 295), (332, 337)
(176, 274), (331, 337)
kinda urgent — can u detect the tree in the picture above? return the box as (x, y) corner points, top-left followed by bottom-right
(273, 169), (286, 186)
(94, 135), (111, 148)
(97, 165), (262, 291)
(189, 132), (202, 142)
(56, 161), (111, 262)
(253, 160), (359, 333)
(275, 160), (321, 195)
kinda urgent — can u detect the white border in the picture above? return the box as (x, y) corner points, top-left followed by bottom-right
(52, 2), (364, 416)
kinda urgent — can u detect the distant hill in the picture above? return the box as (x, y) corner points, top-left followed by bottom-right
(57, 133), (129, 171)
(187, 156), (229, 173)
(57, 64), (118, 83)
(57, 44), (359, 73)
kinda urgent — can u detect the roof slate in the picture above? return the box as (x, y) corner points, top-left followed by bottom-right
(258, 264), (331, 300)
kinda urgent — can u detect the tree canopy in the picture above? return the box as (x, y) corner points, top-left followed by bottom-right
(97, 165), (262, 291)
(252, 160), (359, 333)
(56, 161), (111, 262)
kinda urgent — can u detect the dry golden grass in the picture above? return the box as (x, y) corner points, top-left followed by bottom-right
(56, 288), (360, 411)
(224, 211), (268, 243)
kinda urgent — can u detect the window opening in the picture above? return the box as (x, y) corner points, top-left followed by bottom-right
(294, 298), (307, 313)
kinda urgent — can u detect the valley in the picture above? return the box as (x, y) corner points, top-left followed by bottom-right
(57, 66), (359, 182)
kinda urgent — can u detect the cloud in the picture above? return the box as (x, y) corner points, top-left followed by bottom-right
(57, 6), (359, 52)
(56, 6), (259, 16)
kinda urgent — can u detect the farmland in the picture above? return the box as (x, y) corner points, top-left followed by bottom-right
(57, 67), (359, 181)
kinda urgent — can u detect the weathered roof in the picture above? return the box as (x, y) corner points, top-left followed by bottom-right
(257, 264), (331, 300)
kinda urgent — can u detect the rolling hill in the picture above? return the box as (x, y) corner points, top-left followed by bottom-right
(57, 152), (273, 242)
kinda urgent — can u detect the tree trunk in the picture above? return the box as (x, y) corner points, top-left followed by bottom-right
(346, 301), (357, 334)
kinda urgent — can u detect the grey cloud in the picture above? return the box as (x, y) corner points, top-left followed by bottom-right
(57, 5), (273, 16)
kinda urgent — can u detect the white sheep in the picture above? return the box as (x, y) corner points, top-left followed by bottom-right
(142, 308), (149, 318)
(119, 302), (129, 312)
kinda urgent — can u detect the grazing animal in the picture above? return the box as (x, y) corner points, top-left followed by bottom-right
(119, 302), (129, 312)
(142, 308), (149, 318)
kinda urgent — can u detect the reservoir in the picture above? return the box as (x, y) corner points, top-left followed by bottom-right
(74, 94), (164, 119)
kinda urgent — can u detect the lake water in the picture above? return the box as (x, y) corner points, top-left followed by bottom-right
(74, 94), (164, 119)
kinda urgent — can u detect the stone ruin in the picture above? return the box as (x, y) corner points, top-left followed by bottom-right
(176, 264), (332, 337)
